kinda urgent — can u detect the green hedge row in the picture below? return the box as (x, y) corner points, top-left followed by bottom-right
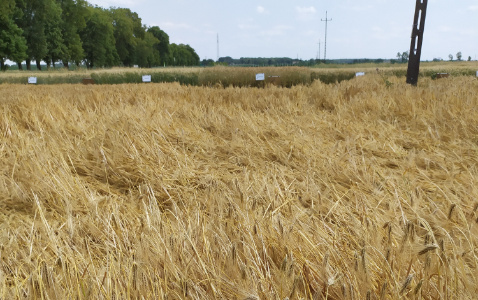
(1, 67), (476, 87)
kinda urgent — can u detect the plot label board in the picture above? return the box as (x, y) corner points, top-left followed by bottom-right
(28, 77), (37, 84)
(142, 75), (152, 83)
(256, 73), (265, 81)
(476, 71), (478, 77)
(355, 72), (365, 77)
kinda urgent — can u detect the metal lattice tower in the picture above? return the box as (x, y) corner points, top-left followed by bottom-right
(321, 11), (332, 62)
(406, 0), (428, 85)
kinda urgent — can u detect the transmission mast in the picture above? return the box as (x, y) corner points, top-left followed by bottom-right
(406, 0), (428, 85)
(321, 11), (332, 62)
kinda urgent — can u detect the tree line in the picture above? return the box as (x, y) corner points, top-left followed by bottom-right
(213, 56), (390, 67)
(0, 0), (200, 70)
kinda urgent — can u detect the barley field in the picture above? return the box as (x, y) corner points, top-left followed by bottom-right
(1, 74), (478, 299)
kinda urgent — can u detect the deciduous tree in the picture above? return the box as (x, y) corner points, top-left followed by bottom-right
(57, 0), (88, 68)
(0, 0), (27, 70)
(148, 26), (170, 65)
(456, 51), (462, 61)
(42, 0), (66, 68)
(109, 7), (143, 67)
(80, 6), (118, 68)
(168, 43), (199, 66)
(135, 30), (159, 68)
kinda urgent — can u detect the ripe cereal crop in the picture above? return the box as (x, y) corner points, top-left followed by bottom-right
(0, 73), (477, 299)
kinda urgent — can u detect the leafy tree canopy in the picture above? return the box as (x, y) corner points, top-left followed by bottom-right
(3, 0), (200, 69)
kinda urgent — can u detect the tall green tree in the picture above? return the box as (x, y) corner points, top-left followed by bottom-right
(456, 51), (462, 61)
(17, 0), (48, 70)
(42, 0), (66, 68)
(0, 0), (27, 70)
(80, 6), (119, 68)
(147, 26), (169, 65)
(109, 7), (144, 66)
(169, 43), (199, 66)
(135, 30), (159, 68)
(57, 0), (88, 68)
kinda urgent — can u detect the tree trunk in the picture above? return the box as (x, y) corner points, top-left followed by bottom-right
(18, 62), (23, 70)
(63, 61), (69, 69)
(26, 59), (31, 70)
(1, 60), (5, 71)
(36, 59), (42, 71)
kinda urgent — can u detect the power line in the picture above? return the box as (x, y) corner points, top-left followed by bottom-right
(321, 11), (332, 62)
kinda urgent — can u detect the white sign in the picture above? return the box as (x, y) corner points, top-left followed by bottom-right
(133, 65), (139, 68)
(476, 71), (478, 77)
(256, 73), (265, 81)
(28, 77), (37, 84)
(355, 72), (365, 77)
(142, 75), (151, 82)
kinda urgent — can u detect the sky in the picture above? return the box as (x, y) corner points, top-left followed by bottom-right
(89, 0), (478, 61)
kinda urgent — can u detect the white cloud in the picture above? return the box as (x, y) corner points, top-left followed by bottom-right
(295, 6), (317, 21)
(468, 5), (478, 11)
(296, 6), (316, 14)
(257, 6), (266, 14)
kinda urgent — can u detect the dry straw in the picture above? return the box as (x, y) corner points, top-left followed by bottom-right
(1, 72), (478, 298)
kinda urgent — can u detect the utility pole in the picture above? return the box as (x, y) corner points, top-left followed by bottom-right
(321, 11), (332, 62)
(406, 0), (428, 85)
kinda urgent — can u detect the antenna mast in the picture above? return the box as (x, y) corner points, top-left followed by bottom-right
(406, 0), (428, 85)
(321, 11), (332, 62)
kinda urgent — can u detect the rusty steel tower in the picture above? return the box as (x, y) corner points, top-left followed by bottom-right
(406, 0), (428, 85)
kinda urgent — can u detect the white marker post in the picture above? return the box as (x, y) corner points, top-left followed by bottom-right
(28, 77), (37, 84)
(142, 75), (152, 83)
(476, 71), (478, 77)
(355, 72), (365, 77)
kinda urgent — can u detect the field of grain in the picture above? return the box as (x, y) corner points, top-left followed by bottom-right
(1, 61), (477, 86)
(1, 74), (478, 299)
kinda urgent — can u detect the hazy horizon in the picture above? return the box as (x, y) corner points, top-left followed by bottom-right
(86, 0), (477, 61)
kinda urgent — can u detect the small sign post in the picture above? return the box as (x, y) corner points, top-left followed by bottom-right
(255, 73), (265, 81)
(436, 73), (449, 79)
(142, 75), (152, 83)
(476, 71), (478, 77)
(28, 77), (37, 84)
(82, 78), (95, 85)
(355, 72), (365, 77)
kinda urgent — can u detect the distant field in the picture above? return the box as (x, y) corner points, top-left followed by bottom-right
(1, 74), (478, 299)
(0, 61), (477, 86)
